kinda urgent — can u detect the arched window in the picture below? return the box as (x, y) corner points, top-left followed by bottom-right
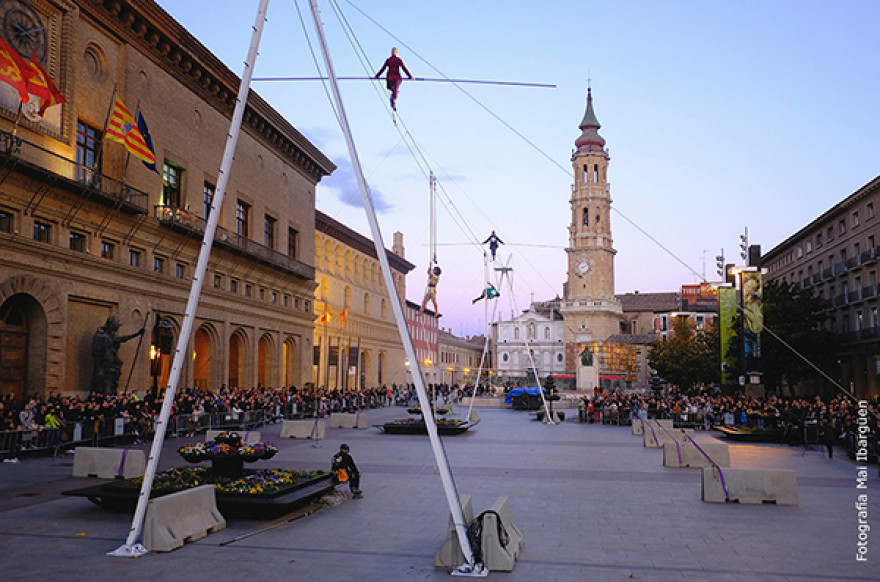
(544, 327), (550, 339)
(593, 164), (599, 182)
(583, 207), (589, 226)
(527, 322), (536, 339)
(514, 327), (520, 339)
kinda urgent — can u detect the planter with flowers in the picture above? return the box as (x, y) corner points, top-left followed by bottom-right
(178, 432), (278, 478)
(63, 431), (330, 519)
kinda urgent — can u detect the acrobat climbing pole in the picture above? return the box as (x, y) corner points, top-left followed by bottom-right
(306, 1), (483, 576)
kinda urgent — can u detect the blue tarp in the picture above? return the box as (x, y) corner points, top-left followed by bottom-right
(504, 387), (542, 405)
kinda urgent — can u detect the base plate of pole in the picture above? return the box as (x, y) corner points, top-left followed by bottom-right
(107, 543), (149, 558)
(450, 562), (489, 577)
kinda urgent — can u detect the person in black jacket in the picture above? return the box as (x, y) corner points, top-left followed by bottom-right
(332, 443), (362, 499)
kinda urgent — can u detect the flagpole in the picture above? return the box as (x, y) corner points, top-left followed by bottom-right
(121, 310), (150, 396)
(120, 99), (139, 182)
(93, 83), (118, 181)
(109, 0), (270, 557)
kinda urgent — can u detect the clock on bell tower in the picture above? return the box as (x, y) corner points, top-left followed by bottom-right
(560, 87), (623, 371)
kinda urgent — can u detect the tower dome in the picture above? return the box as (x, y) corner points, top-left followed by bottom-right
(574, 87), (606, 152)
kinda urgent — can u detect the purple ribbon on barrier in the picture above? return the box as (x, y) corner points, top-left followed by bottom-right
(675, 439), (683, 466)
(244, 431), (251, 443)
(354, 410), (361, 428)
(309, 418), (319, 439)
(116, 448), (129, 479)
(650, 419), (730, 502)
(646, 421), (660, 448)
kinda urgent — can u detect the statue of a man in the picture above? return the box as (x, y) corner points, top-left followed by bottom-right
(90, 316), (144, 394)
(580, 345), (593, 367)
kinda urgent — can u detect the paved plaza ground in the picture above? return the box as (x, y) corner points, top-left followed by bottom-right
(0, 405), (878, 582)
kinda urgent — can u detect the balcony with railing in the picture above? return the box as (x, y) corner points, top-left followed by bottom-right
(154, 205), (314, 280)
(838, 326), (880, 344)
(0, 129), (149, 214)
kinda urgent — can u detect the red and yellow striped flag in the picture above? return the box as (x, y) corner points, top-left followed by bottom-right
(317, 306), (333, 325)
(106, 97), (156, 165)
(26, 54), (65, 115)
(0, 37), (34, 102)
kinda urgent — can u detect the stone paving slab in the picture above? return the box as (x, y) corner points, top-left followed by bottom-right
(0, 406), (878, 582)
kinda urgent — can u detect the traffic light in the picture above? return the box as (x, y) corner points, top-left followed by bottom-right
(739, 229), (748, 262)
(715, 251), (725, 278)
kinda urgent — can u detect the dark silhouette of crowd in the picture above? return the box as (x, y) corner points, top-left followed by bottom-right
(0, 382), (402, 456)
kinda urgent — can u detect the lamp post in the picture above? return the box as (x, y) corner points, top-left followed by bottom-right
(149, 345), (159, 400)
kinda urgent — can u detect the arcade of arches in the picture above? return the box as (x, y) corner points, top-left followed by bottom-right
(0, 290), (308, 399)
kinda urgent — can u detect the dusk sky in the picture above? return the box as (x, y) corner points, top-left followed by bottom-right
(156, 0), (880, 337)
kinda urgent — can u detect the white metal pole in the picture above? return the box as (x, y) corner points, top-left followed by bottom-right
(306, 0), (480, 573)
(109, 0), (270, 557)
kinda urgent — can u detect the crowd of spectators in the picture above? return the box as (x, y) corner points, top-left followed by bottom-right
(0, 383), (408, 454)
(580, 387), (878, 453)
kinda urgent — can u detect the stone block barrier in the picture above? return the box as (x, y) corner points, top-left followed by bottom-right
(280, 419), (325, 439)
(143, 485), (226, 552)
(329, 412), (369, 429)
(72, 447), (145, 479)
(663, 440), (731, 468)
(702, 467), (799, 505)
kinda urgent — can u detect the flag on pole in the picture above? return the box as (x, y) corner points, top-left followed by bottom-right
(25, 54), (65, 115)
(317, 306), (332, 325)
(136, 111), (158, 173)
(106, 96), (156, 165)
(0, 37), (34, 102)
(339, 307), (348, 328)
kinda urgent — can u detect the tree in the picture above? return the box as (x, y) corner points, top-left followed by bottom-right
(648, 317), (720, 392)
(759, 280), (839, 395)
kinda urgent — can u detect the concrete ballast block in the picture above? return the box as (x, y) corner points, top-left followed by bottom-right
(434, 494), (474, 567)
(663, 440), (731, 468)
(280, 419), (325, 439)
(329, 412), (369, 429)
(143, 485), (226, 552)
(701, 467), (799, 505)
(72, 447), (145, 479)
(480, 496), (524, 572)
(643, 426), (693, 448)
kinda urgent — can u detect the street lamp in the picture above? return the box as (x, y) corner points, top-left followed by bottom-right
(149, 344), (160, 398)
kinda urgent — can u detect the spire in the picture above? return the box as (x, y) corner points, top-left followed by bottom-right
(574, 86), (606, 152)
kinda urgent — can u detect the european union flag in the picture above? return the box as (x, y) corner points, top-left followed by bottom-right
(136, 111), (158, 173)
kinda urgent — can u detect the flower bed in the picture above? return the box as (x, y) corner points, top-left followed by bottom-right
(123, 466), (326, 497)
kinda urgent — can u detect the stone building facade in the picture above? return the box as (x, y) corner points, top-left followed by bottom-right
(0, 0), (335, 400)
(437, 330), (489, 387)
(762, 174), (880, 399)
(313, 215), (413, 390)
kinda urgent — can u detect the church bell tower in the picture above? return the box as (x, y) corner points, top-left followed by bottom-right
(561, 87), (623, 371)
